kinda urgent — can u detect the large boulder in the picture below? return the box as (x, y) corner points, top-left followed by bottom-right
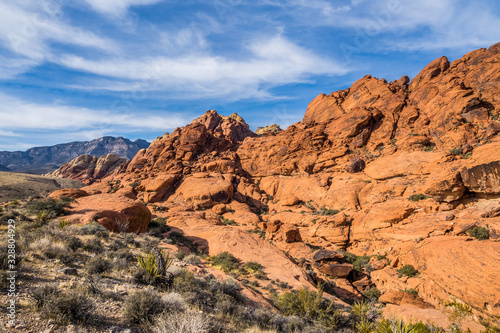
(66, 194), (151, 233)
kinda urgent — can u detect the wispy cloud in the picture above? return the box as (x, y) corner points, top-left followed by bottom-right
(0, 92), (186, 134)
(81, 0), (165, 16)
(0, 1), (118, 76)
(57, 35), (347, 100)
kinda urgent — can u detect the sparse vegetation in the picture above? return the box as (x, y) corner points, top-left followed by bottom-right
(211, 251), (240, 272)
(408, 193), (429, 202)
(124, 290), (165, 324)
(313, 207), (340, 216)
(468, 226), (490, 240)
(397, 265), (420, 278)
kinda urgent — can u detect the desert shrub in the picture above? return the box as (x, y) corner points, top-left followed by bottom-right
(211, 278), (244, 302)
(149, 217), (171, 233)
(0, 211), (28, 225)
(313, 207), (340, 216)
(95, 230), (110, 239)
(108, 239), (125, 251)
(113, 248), (135, 262)
(402, 288), (419, 297)
(82, 238), (104, 253)
(397, 265), (419, 278)
(450, 148), (463, 155)
(468, 226), (490, 240)
(29, 237), (66, 259)
(173, 269), (198, 293)
(122, 233), (140, 247)
(342, 252), (371, 273)
(408, 194), (429, 202)
(26, 197), (73, 218)
(243, 261), (263, 273)
(150, 310), (212, 333)
(363, 287), (381, 302)
(37, 289), (94, 324)
(66, 236), (83, 251)
(183, 253), (201, 265)
(161, 292), (188, 313)
(29, 285), (59, 310)
(124, 290), (165, 324)
(85, 255), (112, 275)
(275, 285), (336, 326)
(211, 251), (240, 272)
(79, 222), (107, 235)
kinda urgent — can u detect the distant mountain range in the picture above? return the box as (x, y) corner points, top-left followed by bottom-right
(0, 136), (150, 174)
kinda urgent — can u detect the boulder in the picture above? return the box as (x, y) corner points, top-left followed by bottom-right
(345, 157), (366, 173)
(461, 161), (500, 194)
(66, 194), (151, 233)
(281, 224), (302, 243)
(319, 263), (353, 278)
(49, 188), (88, 200)
(379, 290), (434, 309)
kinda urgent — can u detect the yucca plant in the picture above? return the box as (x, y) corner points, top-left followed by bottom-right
(137, 252), (160, 278)
(136, 249), (174, 279)
(377, 319), (419, 333)
(357, 319), (376, 333)
(58, 219), (68, 229)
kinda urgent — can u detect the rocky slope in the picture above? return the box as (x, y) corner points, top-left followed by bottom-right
(0, 136), (149, 174)
(55, 43), (500, 330)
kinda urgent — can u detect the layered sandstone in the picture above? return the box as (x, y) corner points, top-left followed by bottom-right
(52, 43), (500, 330)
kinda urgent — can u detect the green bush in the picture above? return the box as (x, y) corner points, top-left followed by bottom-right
(124, 290), (164, 324)
(243, 261), (263, 273)
(468, 226), (490, 240)
(402, 288), (419, 297)
(408, 194), (429, 202)
(363, 287), (381, 302)
(342, 252), (371, 273)
(397, 265), (419, 278)
(26, 197), (73, 218)
(313, 207), (340, 216)
(275, 285), (335, 326)
(211, 251), (240, 272)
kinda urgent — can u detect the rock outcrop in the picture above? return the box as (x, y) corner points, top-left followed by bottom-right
(52, 43), (500, 329)
(51, 153), (128, 184)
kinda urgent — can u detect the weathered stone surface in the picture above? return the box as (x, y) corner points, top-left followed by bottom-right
(52, 153), (127, 184)
(319, 263), (353, 278)
(173, 175), (234, 208)
(281, 224), (302, 243)
(424, 168), (466, 202)
(65, 194), (151, 233)
(379, 290), (434, 309)
(345, 156), (366, 173)
(49, 188), (88, 200)
(461, 161), (500, 194)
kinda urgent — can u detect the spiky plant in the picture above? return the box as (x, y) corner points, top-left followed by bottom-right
(357, 319), (376, 333)
(377, 319), (419, 333)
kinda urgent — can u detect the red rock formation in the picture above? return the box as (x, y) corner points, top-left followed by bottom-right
(50, 43), (500, 329)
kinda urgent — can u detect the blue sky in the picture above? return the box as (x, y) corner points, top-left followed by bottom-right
(0, 0), (499, 151)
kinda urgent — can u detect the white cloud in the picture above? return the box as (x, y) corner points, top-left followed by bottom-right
(0, 1), (118, 75)
(81, 0), (164, 16)
(0, 92), (187, 133)
(56, 35), (347, 100)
